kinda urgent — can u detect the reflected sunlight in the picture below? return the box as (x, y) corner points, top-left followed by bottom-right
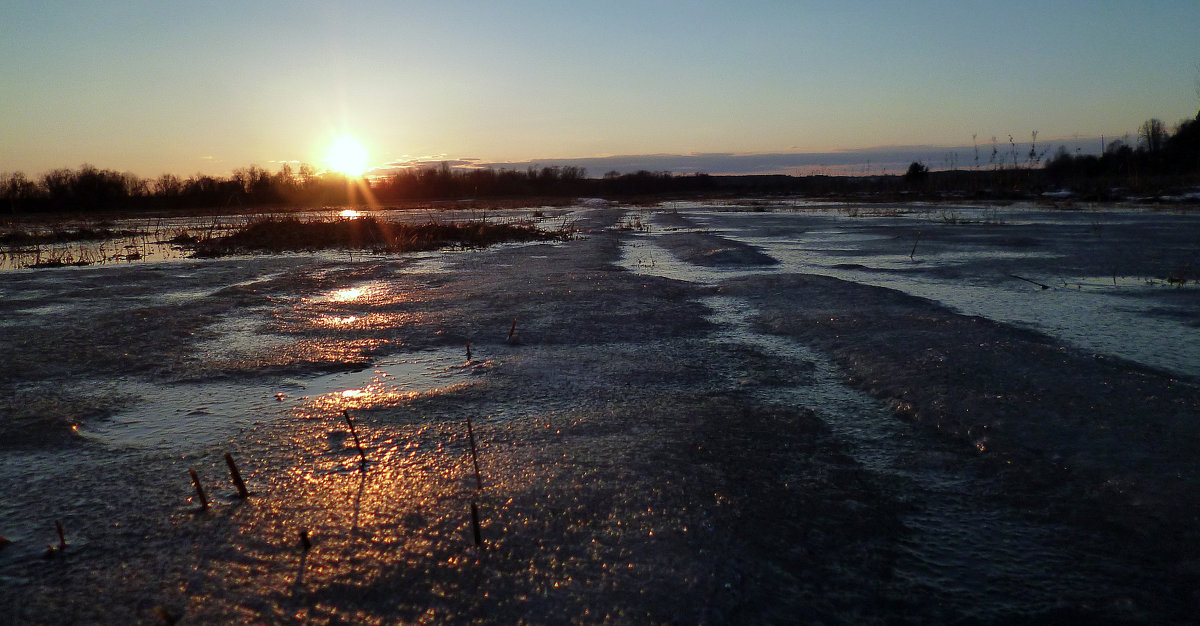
(329, 287), (366, 303)
(305, 311), (421, 331)
(340, 209), (362, 218)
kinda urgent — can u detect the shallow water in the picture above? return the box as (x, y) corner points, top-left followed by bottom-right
(634, 203), (1200, 377)
(1, 201), (1197, 623)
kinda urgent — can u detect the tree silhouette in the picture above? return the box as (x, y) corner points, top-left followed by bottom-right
(903, 161), (929, 184)
(1139, 118), (1167, 153)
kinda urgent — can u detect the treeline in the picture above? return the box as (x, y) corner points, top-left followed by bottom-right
(1, 163), (338, 213)
(1043, 112), (1200, 197)
(0, 162), (718, 214)
(4, 111), (1199, 213)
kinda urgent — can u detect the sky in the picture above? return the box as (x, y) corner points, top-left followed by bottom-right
(3, 1), (1199, 178)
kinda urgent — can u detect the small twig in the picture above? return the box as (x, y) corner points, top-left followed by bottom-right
(1008, 274), (1051, 290)
(508, 317), (518, 342)
(466, 342), (472, 362)
(188, 468), (209, 510)
(343, 410), (368, 469)
(299, 530), (312, 552)
(55, 520), (67, 549)
(910, 231), (923, 260)
(224, 453), (251, 498)
(467, 415), (483, 490)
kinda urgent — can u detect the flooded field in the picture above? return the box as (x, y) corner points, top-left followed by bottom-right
(1, 201), (1198, 623)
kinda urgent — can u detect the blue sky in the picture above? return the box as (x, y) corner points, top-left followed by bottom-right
(2, 1), (1198, 177)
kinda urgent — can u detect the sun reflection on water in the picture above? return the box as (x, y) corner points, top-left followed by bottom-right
(305, 382), (476, 416)
(328, 287), (366, 302)
(305, 312), (420, 331)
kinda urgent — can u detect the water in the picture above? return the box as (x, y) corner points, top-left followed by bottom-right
(615, 203), (1199, 619)
(695, 295), (1129, 620)
(0, 205), (565, 270)
(631, 203), (1200, 378)
(2, 201), (1196, 622)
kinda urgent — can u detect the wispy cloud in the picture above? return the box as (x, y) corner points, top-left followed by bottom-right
(368, 138), (1104, 178)
(375, 156), (482, 173)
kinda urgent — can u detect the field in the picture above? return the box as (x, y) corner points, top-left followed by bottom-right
(1, 200), (1199, 623)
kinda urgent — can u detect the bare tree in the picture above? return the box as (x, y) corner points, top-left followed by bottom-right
(154, 173), (183, 196)
(1139, 118), (1167, 153)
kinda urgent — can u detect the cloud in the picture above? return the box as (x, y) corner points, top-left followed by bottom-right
(369, 138), (1106, 179)
(374, 156), (481, 172)
(475, 150), (948, 177)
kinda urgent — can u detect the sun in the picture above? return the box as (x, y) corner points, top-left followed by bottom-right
(325, 135), (368, 177)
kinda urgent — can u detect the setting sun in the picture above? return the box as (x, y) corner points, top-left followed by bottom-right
(325, 135), (368, 177)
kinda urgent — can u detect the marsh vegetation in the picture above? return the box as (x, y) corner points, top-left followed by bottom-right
(189, 216), (574, 257)
(0, 207), (575, 269)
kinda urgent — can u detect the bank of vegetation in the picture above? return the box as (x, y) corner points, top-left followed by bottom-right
(2, 113), (1198, 214)
(190, 216), (573, 257)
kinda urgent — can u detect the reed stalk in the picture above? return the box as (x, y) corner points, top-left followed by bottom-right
(188, 468), (209, 510)
(467, 416), (483, 490)
(224, 453), (251, 498)
(343, 410), (368, 469)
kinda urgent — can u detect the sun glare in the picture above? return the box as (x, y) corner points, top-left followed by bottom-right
(326, 135), (368, 177)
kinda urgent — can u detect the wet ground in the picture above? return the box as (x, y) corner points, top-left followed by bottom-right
(1, 201), (1199, 623)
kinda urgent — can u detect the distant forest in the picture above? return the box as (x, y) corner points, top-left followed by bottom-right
(3, 113), (1198, 213)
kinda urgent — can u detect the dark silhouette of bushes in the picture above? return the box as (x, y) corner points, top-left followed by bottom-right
(26, 164), (147, 211)
(1044, 111), (1200, 195)
(0, 162), (724, 214)
(903, 162), (930, 185)
(4, 109), (1199, 214)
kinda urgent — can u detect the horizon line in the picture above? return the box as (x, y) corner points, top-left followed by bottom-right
(371, 136), (1111, 178)
(4, 136), (1117, 180)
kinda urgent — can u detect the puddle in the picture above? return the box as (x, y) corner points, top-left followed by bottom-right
(79, 347), (482, 451)
(285, 348), (488, 414)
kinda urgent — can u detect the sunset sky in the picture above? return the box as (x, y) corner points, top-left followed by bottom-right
(3, 1), (1199, 178)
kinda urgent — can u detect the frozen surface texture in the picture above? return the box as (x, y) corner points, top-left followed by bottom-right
(1, 202), (1198, 624)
